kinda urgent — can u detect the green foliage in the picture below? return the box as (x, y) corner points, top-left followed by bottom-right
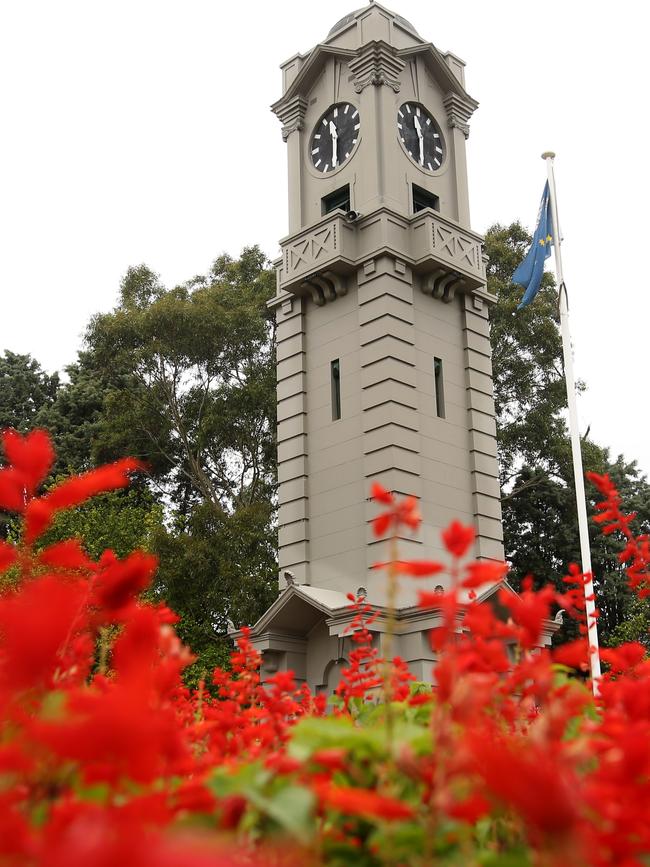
(39, 487), (163, 560)
(150, 499), (277, 686)
(86, 247), (276, 509)
(0, 351), (59, 433)
(486, 223), (650, 643)
(39, 351), (108, 474)
(80, 246), (278, 673)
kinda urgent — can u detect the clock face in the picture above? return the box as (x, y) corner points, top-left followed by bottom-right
(397, 102), (445, 172)
(310, 103), (360, 173)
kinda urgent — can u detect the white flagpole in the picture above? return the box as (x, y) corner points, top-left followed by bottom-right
(542, 152), (601, 693)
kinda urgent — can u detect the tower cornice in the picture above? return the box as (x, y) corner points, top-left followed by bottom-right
(348, 40), (405, 93)
(271, 45), (356, 113)
(443, 92), (476, 139)
(274, 95), (309, 141)
(397, 44), (478, 115)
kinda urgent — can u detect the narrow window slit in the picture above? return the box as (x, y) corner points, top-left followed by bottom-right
(434, 357), (445, 418)
(331, 359), (341, 421)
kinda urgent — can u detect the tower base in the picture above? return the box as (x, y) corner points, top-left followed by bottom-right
(238, 582), (558, 693)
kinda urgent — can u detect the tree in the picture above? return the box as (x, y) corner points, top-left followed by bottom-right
(84, 247), (278, 664)
(87, 249), (276, 510)
(486, 223), (650, 644)
(0, 351), (59, 433)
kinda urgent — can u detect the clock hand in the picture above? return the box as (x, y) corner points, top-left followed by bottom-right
(329, 120), (338, 168)
(414, 114), (424, 166)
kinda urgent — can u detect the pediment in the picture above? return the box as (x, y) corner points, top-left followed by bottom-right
(397, 43), (478, 112)
(271, 44), (357, 121)
(247, 584), (351, 638)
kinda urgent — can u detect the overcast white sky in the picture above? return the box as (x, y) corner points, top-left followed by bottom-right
(1, 0), (648, 474)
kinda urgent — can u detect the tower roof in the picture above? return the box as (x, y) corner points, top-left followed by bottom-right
(327, 3), (420, 39)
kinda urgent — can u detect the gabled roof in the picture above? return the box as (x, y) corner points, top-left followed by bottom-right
(272, 38), (477, 124)
(271, 44), (357, 119)
(245, 584), (351, 638)
(396, 42), (478, 111)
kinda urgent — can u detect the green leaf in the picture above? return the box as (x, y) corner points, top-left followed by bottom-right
(244, 784), (315, 845)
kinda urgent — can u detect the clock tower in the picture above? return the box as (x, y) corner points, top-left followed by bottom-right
(245, 3), (509, 689)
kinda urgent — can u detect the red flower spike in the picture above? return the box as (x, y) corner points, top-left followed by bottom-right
(44, 458), (145, 512)
(23, 498), (55, 544)
(93, 551), (158, 615)
(372, 512), (392, 537)
(418, 590), (444, 608)
(370, 482), (394, 504)
(2, 428), (54, 495)
(0, 467), (26, 512)
(552, 639), (589, 671)
(442, 520), (475, 558)
(316, 783), (415, 821)
(462, 560), (508, 588)
(0, 575), (89, 692)
(39, 540), (96, 571)
(373, 559), (444, 577)
(600, 642), (646, 673)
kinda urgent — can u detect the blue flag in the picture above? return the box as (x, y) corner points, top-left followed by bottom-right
(513, 181), (554, 309)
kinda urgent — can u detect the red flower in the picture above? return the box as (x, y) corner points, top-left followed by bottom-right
(470, 733), (579, 840)
(311, 748), (348, 771)
(552, 639), (589, 671)
(2, 428), (54, 495)
(370, 482), (394, 504)
(0, 575), (89, 692)
(600, 642), (646, 673)
(373, 559), (444, 577)
(45, 459), (145, 511)
(0, 467), (26, 512)
(0, 540), (17, 573)
(442, 520), (475, 558)
(92, 551), (158, 616)
(316, 783), (414, 821)
(462, 560), (508, 588)
(371, 485), (421, 537)
(39, 540), (96, 571)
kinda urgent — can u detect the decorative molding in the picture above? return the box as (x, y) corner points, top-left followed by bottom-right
(421, 269), (465, 303)
(285, 221), (339, 277)
(275, 95), (308, 141)
(443, 92), (475, 138)
(349, 41), (405, 93)
(431, 218), (484, 277)
(279, 207), (488, 297)
(301, 271), (347, 307)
